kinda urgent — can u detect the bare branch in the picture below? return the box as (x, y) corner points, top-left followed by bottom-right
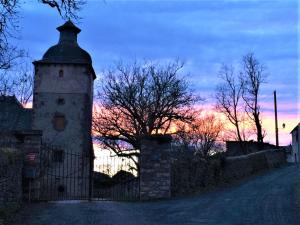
(241, 53), (266, 142)
(93, 60), (199, 170)
(174, 112), (224, 158)
(215, 64), (248, 143)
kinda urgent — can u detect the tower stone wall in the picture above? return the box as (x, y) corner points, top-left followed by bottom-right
(32, 21), (95, 198)
(32, 64), (93, 153)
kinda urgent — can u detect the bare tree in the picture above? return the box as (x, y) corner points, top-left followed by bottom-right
(215, 65), (248, 143)
(14, 63), (33, 105)
(0, 0), (25, 71)
(175, 113), (224, 158)
(39, 0), (85, 19)
(242, 53), (266, 143)
(0, 60), (33, 105)
(93, 61), (198, 170)
(0, 0), (85, 76)
(0, 72), (15, 95)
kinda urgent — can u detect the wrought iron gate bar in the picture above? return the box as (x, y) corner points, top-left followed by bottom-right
(30, 145), (139, 201)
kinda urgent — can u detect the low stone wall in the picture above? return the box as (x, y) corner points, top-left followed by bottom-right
(171, 149), (286, 196)
(223, 149), (286, 182)
(0, 147), (23, 222)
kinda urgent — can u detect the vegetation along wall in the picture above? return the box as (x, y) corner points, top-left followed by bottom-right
(171, 149), (286, 197)
(0, 147), (23, 223)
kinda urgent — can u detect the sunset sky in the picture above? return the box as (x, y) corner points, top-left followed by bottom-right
(16, 0), (298, 145)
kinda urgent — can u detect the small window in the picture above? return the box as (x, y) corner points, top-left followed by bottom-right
(52, 150), (64, 163)
(59, 70), (64, 77)
(57, 98), (65, 105)
(53, 114), (66, 131)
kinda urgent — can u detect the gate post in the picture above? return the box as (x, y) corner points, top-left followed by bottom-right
(140, 135), (171, 201)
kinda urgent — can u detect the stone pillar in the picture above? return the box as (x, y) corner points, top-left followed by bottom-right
(18, 131), (43, 201)
(140, 135), (171, 200)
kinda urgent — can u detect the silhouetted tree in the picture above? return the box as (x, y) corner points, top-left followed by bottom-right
(215, 65), (248, 142)
(0, 0), (24, 70)
(0, 0), (85, 74)
(215, 53), (267, 146)
(93, 61), (198, 170)
(242, 53), (266, 143)
(0, 61), (33, 105)
(39, 0), (85, 19)
(175, 113), (224, 158)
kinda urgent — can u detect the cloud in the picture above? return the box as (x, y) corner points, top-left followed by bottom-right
(14, 0), (298, 130)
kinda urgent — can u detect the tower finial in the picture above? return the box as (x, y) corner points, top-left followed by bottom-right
(56, 20), (81, 45)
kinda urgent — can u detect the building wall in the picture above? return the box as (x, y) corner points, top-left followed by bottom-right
(34, 64), (93, 96)
(32, 63), (93, 150)
(32, 63), (93, 198)
(290, 126), (300, 163)
(32, 92), (91, 152)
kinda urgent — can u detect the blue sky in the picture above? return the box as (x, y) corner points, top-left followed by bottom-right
(16, 0), (298, 143)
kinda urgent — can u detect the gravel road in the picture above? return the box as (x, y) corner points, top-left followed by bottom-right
(13, 164), (300, 225)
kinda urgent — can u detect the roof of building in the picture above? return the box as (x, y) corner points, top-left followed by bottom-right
(34, 21), (96, 78)
(41, 43), (92, 64)
(291, 123), (300, 134)
(57, 20), (81, 34)
(0, 95), (32, 131)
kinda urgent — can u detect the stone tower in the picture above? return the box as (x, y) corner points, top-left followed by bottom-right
(32, 21), (95, 198)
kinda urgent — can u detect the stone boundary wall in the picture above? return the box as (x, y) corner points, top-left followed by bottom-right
(171, 148), (286, 196)
(223, 149), (286, 182)
(0, 147), (23, 221)
(0, 131), (42, 202)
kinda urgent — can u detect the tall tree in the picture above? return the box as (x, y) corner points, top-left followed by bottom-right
(215, 65), (248, 142)
(242, 53), (266, 143)
(93, 61), (198, 170)
(215, 53), (267, 146)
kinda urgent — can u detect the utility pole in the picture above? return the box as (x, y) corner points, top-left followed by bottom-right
(274, 91), (279, 147)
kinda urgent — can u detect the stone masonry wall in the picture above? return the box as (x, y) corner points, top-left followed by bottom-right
(0, 131), (42, 202)
(171, 148), (286, 196)
(140, 135), (172, 200)
(0, 147), (23, 212)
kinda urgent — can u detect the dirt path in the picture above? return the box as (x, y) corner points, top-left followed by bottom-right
(12, 164), (300, 225)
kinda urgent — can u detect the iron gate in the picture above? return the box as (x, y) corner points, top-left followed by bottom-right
(26, 144), (139, 201)
(93, 153), (139, 201)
